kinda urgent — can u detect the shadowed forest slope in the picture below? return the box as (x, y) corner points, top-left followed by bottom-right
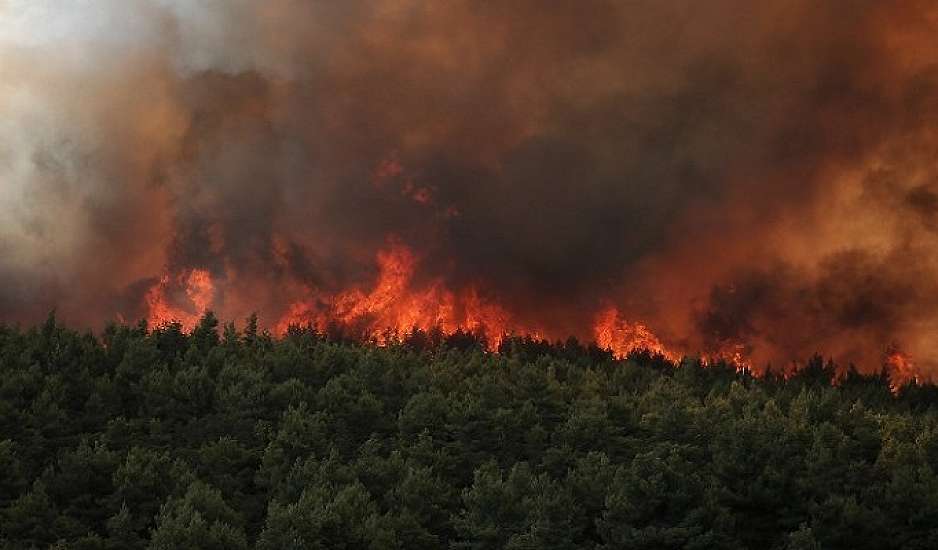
(2, 314), (938, 549)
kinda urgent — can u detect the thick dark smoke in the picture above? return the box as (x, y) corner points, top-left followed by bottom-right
(2, 1), (938, 374)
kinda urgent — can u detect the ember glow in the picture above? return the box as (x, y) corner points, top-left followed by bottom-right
(3, 1), (938, 382)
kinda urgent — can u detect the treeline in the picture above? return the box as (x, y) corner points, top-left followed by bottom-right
(2, 313), (938, 549)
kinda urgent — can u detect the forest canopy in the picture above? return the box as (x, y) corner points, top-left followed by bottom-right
(1, 313), (938, 549)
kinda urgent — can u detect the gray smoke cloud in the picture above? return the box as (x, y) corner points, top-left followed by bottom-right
(2, 1), (938, 375)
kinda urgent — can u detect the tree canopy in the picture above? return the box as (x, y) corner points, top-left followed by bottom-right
(1, 313), (937, 549)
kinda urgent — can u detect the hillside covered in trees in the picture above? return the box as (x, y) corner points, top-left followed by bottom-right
(2, 314), (938, 549)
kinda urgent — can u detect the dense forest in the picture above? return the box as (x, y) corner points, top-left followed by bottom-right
(2, 314), (938, 549)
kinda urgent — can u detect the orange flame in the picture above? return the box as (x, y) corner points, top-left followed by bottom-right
(885, 346), (918, 390)
(593, 306), (680, 362)
(142, 240), (911, 389)
(276, 239), (523, 347)
(275, 240), (757, 365)
(146, 268), (215, 331)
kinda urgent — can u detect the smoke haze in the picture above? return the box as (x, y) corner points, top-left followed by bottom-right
(2, 1), (938, 375)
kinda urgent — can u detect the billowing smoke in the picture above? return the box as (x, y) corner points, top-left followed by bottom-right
(2, 1), (937, 376)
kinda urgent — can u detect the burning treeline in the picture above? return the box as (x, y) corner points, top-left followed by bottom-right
(1, 1), (938, 381)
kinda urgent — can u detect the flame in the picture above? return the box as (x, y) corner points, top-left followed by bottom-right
(146, 268), (215, 331)
(275, 241), (445, 339)
(141, 241), (918, 390)
(885, 346), (918, 390)
(593, 307), (755, 370)
(593, 306), (680, 362)
(276, 239), (523, 347)
(186, 270), (215, 313)
(274, 240), (757, 366)
(700, 343), (752, 371)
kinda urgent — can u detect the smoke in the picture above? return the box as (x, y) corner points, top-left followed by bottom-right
(2, 1), (937, 374)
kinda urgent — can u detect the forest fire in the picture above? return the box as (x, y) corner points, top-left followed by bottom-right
(142, 236), (925, 390)
(143, 239), (702, 363)
(141, 238), (761, 375)
(4, 0), (938, 386)
(593, 307), (680, 363)
(9, 4), (938, 548)
(885, 347), (919, 390)
(272, 240), (532, 349)
(145, 269), (215, 332)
